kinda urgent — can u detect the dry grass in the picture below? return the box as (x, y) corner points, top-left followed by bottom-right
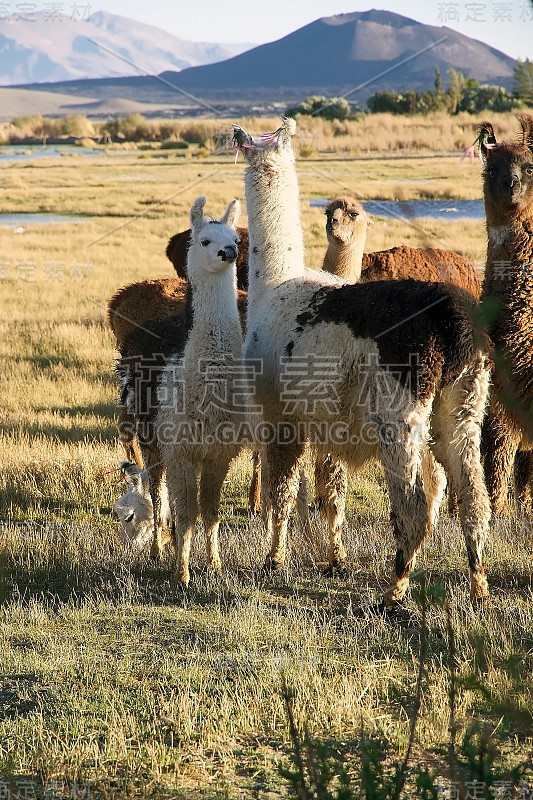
(0, 132), (532, 798)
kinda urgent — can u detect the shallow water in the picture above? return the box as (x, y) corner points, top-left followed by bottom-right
(0, 145), (102, 162)
(0, 213), (90, 227)
(311, 197), (484, 221)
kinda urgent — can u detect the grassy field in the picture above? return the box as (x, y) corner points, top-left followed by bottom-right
(1, 122), (532, 799)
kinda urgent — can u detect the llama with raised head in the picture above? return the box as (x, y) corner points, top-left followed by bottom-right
(154, 195), (248, 585)
(234, 118), (492, 609)
(477, 115), (533, 513)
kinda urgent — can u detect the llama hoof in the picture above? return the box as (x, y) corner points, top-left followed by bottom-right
(370, 600), (402, 617)
(172, 571), (190, 590)
(470, 592), (488, 613)
(323, 561), (349, 578)
(205, 563), (223, 582)
(260, 557), (285, 575)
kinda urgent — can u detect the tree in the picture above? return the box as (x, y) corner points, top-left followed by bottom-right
(432, 66), (446, 110)
(513, 59), (533, 105)
(446, 69), (479, 114)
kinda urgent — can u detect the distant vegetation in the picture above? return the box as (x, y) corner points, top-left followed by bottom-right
(289, 64), (532, 121)
(1, 114), (216, 147)
(0, 112), (529, 155)
(285, 96), (357, 121)
(0, 65), (531, 147)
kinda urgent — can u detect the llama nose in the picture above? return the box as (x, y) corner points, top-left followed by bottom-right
(505, 171), (521, 189)
(218, 245), (238, 262)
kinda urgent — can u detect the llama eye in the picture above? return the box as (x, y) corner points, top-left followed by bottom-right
(488, 169), (497, 178)
(124, 512), (134, 523)
(200, 239), (211, 247)
(348, 212), (359, 219)
(525, 167), (533, 176)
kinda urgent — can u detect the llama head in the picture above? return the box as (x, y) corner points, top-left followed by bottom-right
(113, 461), (154, 551)
(187, 196), (241, 277)
(480, 115), (533, 215)
(230, 117), (297, 166)
(325, 197), (372, 248)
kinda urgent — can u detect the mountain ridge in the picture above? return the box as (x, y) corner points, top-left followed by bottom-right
(0, 9), (517, 120)
(0, 10), (253, 86)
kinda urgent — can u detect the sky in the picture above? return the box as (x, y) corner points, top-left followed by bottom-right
(94, 0), (533, 60)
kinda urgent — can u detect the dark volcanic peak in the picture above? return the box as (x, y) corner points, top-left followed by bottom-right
(322, 9), (420, 26)
(154, 10), (515, 98)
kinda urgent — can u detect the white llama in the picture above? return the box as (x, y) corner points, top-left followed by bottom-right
(113, 461), (171, 552)
(234, 118), (492, 609)
(156, 195), (247, 586)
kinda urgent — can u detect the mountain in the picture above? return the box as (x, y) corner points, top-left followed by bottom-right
(0, 10), (253, 86)
(3, 10), (517, 119)
(158, 10), (516, 98)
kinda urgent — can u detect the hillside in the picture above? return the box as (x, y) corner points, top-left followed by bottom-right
(3, 9), (517, 120)
(161, 10), (516, 98)
(0, 10), (252, 86)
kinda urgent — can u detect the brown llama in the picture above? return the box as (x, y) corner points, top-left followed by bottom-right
(323, 196), (483, 296)
(477, 115), (533, 513)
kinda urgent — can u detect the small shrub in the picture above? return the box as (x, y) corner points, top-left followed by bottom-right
(160, 139), (188, 149)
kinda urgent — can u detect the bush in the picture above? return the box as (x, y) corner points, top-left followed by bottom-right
(179, 122), (216, 146)
(61, 115), (95, 137)
(286, 95), (356, 121)
(458, 84), (518, 114)
(101, 113), (150, 142)
(160, 139), (189, 149)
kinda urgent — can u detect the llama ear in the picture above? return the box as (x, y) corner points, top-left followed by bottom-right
(221, 199), (240, 229)
(478, 121), (497, 162)
(120, 461), (142, 490)
(517, 114), (533, 153)
(190, 196), (207, 235)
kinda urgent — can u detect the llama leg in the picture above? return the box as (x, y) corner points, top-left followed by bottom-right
(377, 407), (433, 608)
(117, 405), (144, 468)
(248, 450), (262, 514)
(166, 460), (198, 587)
(140, 441), (169, 560)
(421, 447), (447, 531)
(483, 403), (521, 515)
(434, 365), (492, 606)
(514, 450), (533, 510)
(296, 467), (313, 548)
(199, 457), (233, 574)
(314, 454), (347, 571)
(264, 441), (305, 570)
(260, 450), (272, 533)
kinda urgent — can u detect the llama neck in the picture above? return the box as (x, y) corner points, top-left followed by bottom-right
(322, 238), (364, 282)
(483, 211), (533, 296)
(245, 154), (305, 294)
(189, 268), (241, 344)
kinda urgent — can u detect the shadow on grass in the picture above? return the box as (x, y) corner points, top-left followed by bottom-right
(0, 775), (205, 800)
